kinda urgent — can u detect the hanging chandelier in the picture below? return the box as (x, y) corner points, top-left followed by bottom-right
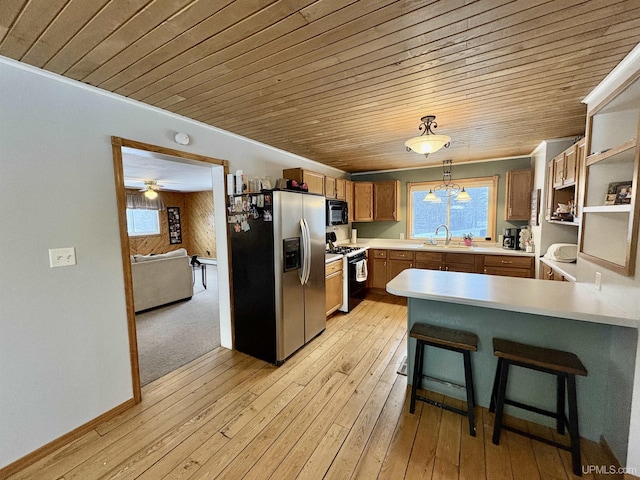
(404, 115), (451, 158)
(423, 160), (471, 203)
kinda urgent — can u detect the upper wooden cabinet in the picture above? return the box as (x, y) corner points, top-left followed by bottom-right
(374, 180), (401, 221)
(353, 180), (401, 222)
(353, 182), (374, 222)
(553, 143), (578, 188)
(335, 178), (346, 200)
(324, 176), (347, 200)
(505, 169), (532, 221)
(325, 176), (336, 199)
(283, 168), (325, 195)
(545, 138), (586, 224)
(345, 180), (354, 223)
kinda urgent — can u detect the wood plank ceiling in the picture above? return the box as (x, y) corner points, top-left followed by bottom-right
(2, 0), (640, 173)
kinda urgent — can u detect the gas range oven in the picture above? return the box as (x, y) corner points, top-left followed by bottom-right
(325, 245), (368, 312)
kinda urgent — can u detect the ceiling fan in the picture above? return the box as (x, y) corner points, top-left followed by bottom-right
(140, 180), (163, 199)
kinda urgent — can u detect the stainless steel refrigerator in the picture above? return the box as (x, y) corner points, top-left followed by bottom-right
(229, 190), (326, 364)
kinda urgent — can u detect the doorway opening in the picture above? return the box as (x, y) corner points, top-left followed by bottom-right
(111, 137), (232, 402)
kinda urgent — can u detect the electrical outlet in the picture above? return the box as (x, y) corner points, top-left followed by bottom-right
(595, 272), (602, 291)
(399, 233), (405, 239)
(49, 247), (76, 268)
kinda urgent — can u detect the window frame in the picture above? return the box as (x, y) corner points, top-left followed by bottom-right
(406, 175), (498, 242)
(126, 208), (161, 237)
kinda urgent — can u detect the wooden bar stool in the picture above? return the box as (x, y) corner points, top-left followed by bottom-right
(409, 323), (478, 436)
(489, 338), (588, 476)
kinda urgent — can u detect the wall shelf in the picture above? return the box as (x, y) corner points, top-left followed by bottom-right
(583, 205), (632, 213)
(585, 139), (636, 166)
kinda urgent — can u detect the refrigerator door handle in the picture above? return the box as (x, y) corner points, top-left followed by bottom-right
(299, 219), (308, 285)
(301, 218), (311, 285)
(304, 218), (312, 285)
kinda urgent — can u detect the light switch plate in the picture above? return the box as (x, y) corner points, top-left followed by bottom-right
(49, 247), (76, 268)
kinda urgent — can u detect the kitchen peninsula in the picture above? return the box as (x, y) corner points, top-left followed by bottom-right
(386, 268), (638, 462)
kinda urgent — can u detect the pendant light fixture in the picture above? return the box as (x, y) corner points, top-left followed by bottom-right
(423, 160), (471, 203)
(405, 115), (451, 158)
(141, 180), (161, 199)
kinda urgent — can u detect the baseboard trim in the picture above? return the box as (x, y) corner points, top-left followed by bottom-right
(0, 398), (135, 478)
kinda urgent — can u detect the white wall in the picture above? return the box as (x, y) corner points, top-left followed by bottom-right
(0, 57), (347, 469)
(530, 139), (580, 280)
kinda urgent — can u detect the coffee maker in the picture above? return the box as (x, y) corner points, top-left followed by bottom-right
(502, 228), (521, 250)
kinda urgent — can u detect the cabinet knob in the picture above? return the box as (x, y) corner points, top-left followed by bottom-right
(484, 268), (487, 273)
(445, 266), (449, 271)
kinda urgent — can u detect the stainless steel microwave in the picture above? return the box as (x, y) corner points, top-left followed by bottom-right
(326, 200), (348, 225)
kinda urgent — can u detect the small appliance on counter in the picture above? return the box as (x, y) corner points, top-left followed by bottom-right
(502, 227), (522, 250)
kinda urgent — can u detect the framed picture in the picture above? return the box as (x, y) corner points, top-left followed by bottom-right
(604, 181), (632, 205)
(167, 207), (182, 244)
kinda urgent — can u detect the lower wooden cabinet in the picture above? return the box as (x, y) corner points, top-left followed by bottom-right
(325, 260), (343, 316)
(368, 248), (535, 292)
(483, 255), (535, 278)
(540, 262), (570, 282)
(368, 249), (388, 289)
(383, 250), (414, 285)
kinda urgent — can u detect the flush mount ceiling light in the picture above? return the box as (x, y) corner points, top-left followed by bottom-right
(405, 115), (451, 158)
(423, 160), (471, 203)
(141, 180), (161, 199)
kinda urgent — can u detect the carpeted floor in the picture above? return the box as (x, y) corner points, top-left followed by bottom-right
(136, 264), (221, 386)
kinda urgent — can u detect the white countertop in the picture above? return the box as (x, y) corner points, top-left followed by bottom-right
(325, 253), (343, 264)
(386, 268), (637, 329)
(347, 238), (534, 257)
(539, 256), (577, 282)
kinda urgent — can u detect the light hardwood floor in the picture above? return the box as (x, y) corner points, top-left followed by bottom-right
(9, 293), (619, 480)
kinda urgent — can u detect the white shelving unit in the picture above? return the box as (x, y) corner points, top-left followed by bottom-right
(578, 74), (640, 276)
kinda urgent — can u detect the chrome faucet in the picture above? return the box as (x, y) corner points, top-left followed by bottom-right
(435, 224), (451, 245)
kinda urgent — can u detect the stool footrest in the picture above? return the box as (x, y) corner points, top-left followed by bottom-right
(416, 395), (476, 436)
(504, 398), (565, 424)
(499, 424), (571, 452)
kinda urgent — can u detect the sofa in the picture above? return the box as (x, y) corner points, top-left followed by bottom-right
(130, 248), (194, 312)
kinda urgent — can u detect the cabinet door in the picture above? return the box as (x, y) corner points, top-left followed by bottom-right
(387, 259), (412, 282)
(325, 270), (343, 316)
(541, 263), (554, 280)
(345, 180), (354, 222)
(325, 176), (336, 199)
(505, 169), (532, 220)
(303, 170), (325, 195)
(354, 182), (374, 222)
(563, 145), (577, 185)
(335, 179), (346, 200)
(369, 257), (388, 289)
(283, 168), (325, 195)
(553, 155), (565, 188)
(545, 160), (555, 220)
(415, 251), (443, 270)
(374, 180), (400, 221)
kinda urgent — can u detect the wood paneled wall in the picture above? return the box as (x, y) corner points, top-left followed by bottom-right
(125, 189), (216, 258)
(185, 191), (216, 259)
